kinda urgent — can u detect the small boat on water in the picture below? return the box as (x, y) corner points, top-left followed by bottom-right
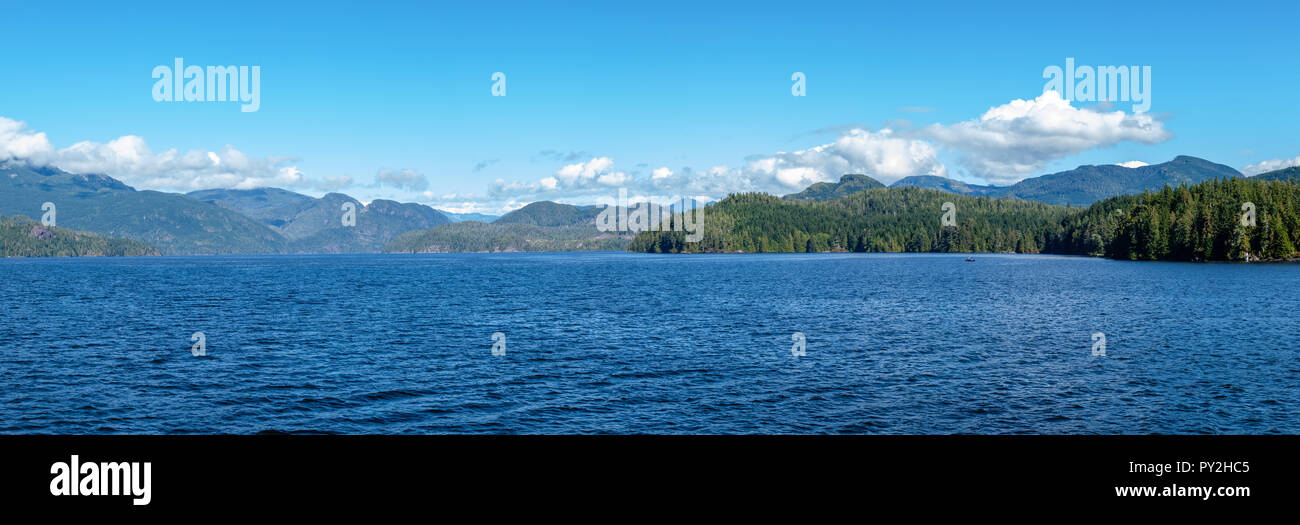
(965, 257), (975, 262)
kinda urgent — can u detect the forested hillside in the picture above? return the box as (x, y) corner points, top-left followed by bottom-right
(634, 178), (1300, 262)
(631, 187), (1073, 254)
(492, 201), (606, 227)
(384, 221), (630, 253)
(1053, 178), (1298, 261)
(783, 174), (886, 202)
(0, 215), (160, 257)
(1254, 166), (1300, 183)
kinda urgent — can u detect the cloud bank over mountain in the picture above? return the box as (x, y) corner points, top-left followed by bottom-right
(477, 92), (1175, 208)
(0, 117), (346, 193)
(919, 91), (1171, 184)
(1242, 156), (1300, 176)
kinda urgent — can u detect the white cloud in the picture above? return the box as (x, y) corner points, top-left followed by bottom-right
(596, 171), (630, 186)
(921, 91), (1171, 184)
(1242, 156), (1300, 176)
(652, 167), (673, 179)
(1116, 160), (1149, 168)
(491, 156), (636, 197)
(0, 116), (348, 192)
(0, 117), (55, 162)
(744, 128), (947, 187)
(418, 193), (527, 215)
(554, 157), (616, 187)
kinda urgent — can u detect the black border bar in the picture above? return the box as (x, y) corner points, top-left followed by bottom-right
(2, 435), (1291, 513)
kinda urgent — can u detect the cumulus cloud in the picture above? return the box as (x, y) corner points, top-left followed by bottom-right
(57, 138), (312, 191)
(0, 117), (54, 162)
(554, 157), (618, 187)
(490, 156), (636, 198)
(0, 116), (348, 192)
(1242, 156), (1300, 176)
(921, 91), (1171, 184)
(744, 128), (946, 188)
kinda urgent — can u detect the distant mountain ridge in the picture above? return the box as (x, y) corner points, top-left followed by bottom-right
(888, 175), (999, 197)
(188, 188), (451, 253)
(0, 163), (286, 255)
(783, 174), (886, 202)
(384, 221), (630, 253)
(439, 211), (499, 223)
(493, 200), (607, 227)
(982, 156), (1242, 206)
(385, 200), (678, 253)
(1253, 166), (1300, 183)
(787, 156), (1245, 207)
(493, 199), (679, 227)
(0, 163), (456, 255)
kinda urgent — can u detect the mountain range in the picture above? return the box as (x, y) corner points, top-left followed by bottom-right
(491, 200), (609, 227)
(188, 188), (451, 253)
(1254, 166), (1300, 183)
(440, 211), (500, 223)
(385, 200), (649, 253)
(1, 155), (1292, 256)
(1, 164), (285, 255)
(1, 163), (481, 255)
(799, 156), (1245, 206)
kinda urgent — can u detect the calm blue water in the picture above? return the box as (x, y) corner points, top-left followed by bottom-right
(1, 253), (1296, 434)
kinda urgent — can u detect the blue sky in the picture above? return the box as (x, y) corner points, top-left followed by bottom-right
(1, 0), (1296, 213)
